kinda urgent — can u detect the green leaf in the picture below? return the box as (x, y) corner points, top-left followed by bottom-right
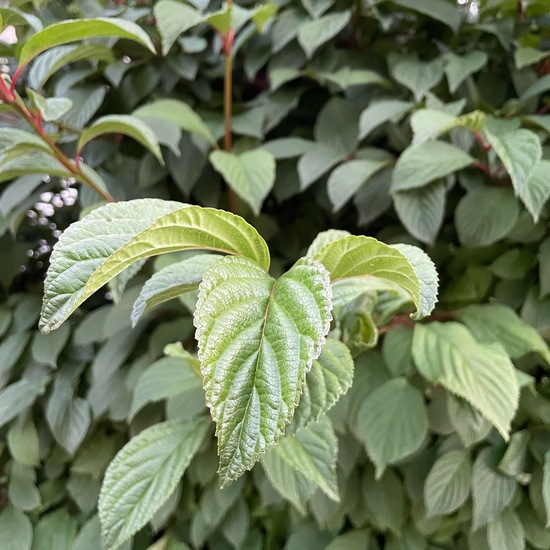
(27, 90), (72, 121)
(30, 322), (70, 367)
(133, 100), (216, 146)
(0, 332), (31, 386)
(444, 51), (488, 92)
(275, 416), (340, 501)
(0, 380), (43, 430)
(262, 137), (315, 159)
(412, 322), (519, 439)
(514, 47), (549, 69)
(544, 452), (550, 527)
(393, 0), (460, 30)
(391, 141), (473, 191)
(209, 149), (276, 216)
(99, 418), (209, 550)
(32, 509), (77, 550)
(455, 187), (519, 247)
(391, 55), (444, 101)
(154, 0), (203, 55)
(7, 416), (39, 467)
(131, 254), (220, 325)
(498, 430), (529, 477)
(0, 128), (51, 155)
(485, 129), (542, 194)
(460, 303), (550, 365)
(472, 446), (517, 530)
(78, 115), (163, 164)
(298, 146), (346, 189)
(424, 450), (472, 517)
(487, 508), (525, 550)
(312, 235), (433, 319)
(28, 44), (115, 90)
(291, 338), (354, 431)
(315, 97), (359, 156)
(356, 377), (428, 477)
(328, 158), (391, 212)
(382, 326), (413, 376)
(325, 530), (372, 550)
(194, 256), (332, 486)
(306, 229), (351, 258)
(410, 109), (485, 145)
(0, 505), (32, 550)
(359, 99), (413, 140)
(297, 11), (351, 58)
(18, 18), (155, 68)
(40, 200), (270, 333)
(393, 181), (447, 245)
(130, 356), (202, 419)
(518, 160), (550, 223)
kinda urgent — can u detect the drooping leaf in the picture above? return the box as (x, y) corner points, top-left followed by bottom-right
(315, 97), (360, 156)
(391, 55), (444, 101)
(131, 254), (220, 326)
(410, 109), (485, 145)
(359, 99), (413, 140)
(518, 160), (550, 223)
(0, 505), (32, 550)
(27, 90), (73, 121)
(412, 323), (519, 439)
(291, 338), (354, 431)
(485, 129), (542, 194)
(154, 0), (203, 55)
(424, 450), (472, 517)
(356, 377), (428, 477)
(40, 200), (270, 333)
(487, 508), (525, 550)
(392, 0), (460, 31)
(460, 303), (550, 365)
(30, 322), (71, 367)
(312, 235), (434, 319)
(444, 51), (488, 92)
(0, 380), (44, 430)
(78, 115), (163, 164)
(297, 11), (351, 58)
(455, 186), (519, 247)
(18, 18), (156, 68)
(99, 418), (209, 550)
(194, 256), (332, 486)
(133, 99), (217, 146)
(209, 149), (276, 216)
(391, 141), (473, 191)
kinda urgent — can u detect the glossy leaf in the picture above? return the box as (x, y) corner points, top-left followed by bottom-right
(78, 115), (163, 164)
(413, 322), (519, 439)
(194, 256), (332, 486)
(99, 418), (209, 550)
(40, 200), (270, 333)
(18, 18), (155, 67)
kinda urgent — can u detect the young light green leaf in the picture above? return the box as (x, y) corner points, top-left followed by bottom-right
(40, 200), (270, 333)
(472, 447), (517, 530)
(131, 254), (220, 325)
(28, 44), (115, 90)
(99, 418), (210, 550)
(134, 99), (216, 145)
(518, 160), (550, 223)
(306, 229), (351, 258)
(209, 149), (276, 216)
(130, 356), (202, 419)
(356, 377), (428, 478)
(412, 323), (519, 439)
(487, 508), (525, 550)
(297, 11), (351, 58)
(154, 0), (203, 55)
(391, 141), (473, 191)
(484, 128), (542, 194)
(78, 115), (163, 164)
(424, 450), (472, 517)
(312, 235), (431, 318)
(18, 18), (156, 68)
(455, 187), (519, 247)
(0, 505), (32, 550)
(460, 303), (550, 365)
(275, 416), (340, 501)
(291, 338), (354, 431)
(27, 90), (73, 121)
(194, 256), (332, 486)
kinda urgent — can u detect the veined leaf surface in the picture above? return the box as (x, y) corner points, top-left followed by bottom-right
(194, 256), (332, 486)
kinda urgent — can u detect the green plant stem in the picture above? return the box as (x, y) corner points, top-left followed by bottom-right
(0, 81), (113, 202)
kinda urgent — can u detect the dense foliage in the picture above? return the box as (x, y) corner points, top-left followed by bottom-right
(1, 1), (550, 549)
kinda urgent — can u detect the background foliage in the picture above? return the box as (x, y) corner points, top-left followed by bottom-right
(1, 0), (550, 549)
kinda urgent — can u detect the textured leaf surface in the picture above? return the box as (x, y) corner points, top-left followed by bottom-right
(18, 18), (155, 67)
(424, 450), (472, 517)
(488, 508), (525, 550)
(356, 377), (428, 477)
(518, 160), (550, 222)
(99, 418), (209, 550)
(291, 338), (354, 431)
(78, 115), (163, 164)
(391, 141), (473, 191)
(312, 235), (432, 318)
(131, 254), (220, 325)
(194, 256), (332, 486)
(412, 323), (519, 439)
(40, 200), (269, 332)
